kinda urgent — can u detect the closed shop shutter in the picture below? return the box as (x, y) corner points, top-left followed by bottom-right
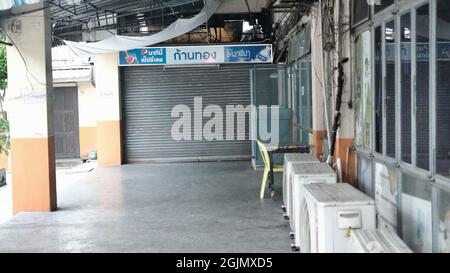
(122, 64), (253, 163)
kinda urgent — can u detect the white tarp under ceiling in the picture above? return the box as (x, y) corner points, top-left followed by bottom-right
(52, 46), (93, 83)
(64, 0), (222, 58)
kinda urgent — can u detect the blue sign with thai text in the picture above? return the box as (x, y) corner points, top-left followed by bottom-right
(224, 45), (272, 63)
(119, 48), (167, 66)
(119, 44), (273, 66)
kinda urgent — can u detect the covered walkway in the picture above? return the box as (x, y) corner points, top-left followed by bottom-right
(0, 162), (290, 253)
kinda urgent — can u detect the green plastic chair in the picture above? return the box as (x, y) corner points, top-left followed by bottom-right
(256, 140), (284, 199)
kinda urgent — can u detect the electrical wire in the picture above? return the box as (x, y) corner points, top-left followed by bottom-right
(0, 24), (52, 90)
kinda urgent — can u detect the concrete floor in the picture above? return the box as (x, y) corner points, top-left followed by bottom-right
(0, 162), (97, 225)
(0, 177), (12, 225)
(0, 162), (291, 253)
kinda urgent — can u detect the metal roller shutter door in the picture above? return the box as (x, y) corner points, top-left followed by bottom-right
(122, 64), (253, 163)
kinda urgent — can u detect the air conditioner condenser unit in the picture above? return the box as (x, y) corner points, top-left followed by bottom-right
(348, 229), (413, 253)
(298, 183), (376, 253)
(282, 153), (320, 217)
(289, 163), (337, 249)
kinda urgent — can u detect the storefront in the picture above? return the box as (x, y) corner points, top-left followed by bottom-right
(351, 0), (450, 253)
(118, 44), (273, 163)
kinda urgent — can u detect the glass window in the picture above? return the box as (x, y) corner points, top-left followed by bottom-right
(352, 0), (370, 26)
(375, 26), (383, 154)
(292, 60), (311, 144)
(401, 13), (412, 164)
(358, 154), (374, 198)
(288, 25), (311, 63)
(252, 67), (280, 106)
(355, 33), (363, 148)
(375, 0), (395, 14)
(401, 173), (433, 253)
(438, 188), (450, 253)
(416, 4), (430, 171)
(374, 162), (398, 231)
(436, 0), (450, 178)
(292, 63), (299, 136)
(299, 60), (312, 144)
(385, 20), (396, 158)
(279, 66), (289, 108)
(355, 31), (372, 150)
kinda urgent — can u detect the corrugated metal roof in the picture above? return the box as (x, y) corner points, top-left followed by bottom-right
(0, 0), (206, 41)
(49, 0), (205, 40)
(0, 0), (41, 11)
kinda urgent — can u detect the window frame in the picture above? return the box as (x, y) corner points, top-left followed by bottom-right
(385, 18), (396, 158)
(351, 0), (371, 27)
(353, 0), (434, 173)
(432, 0), (450, 182)
(352, 0), (450, 253)
(398, 10), (414, 166)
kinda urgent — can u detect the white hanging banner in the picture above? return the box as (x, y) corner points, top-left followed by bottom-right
(64, 0), (221, 58)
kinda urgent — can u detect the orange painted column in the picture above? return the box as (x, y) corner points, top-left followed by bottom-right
(79, 127), (97, 158)
(310, 9), (328, 163)
(312, 130), (327, 161)
(97, 121), (122, 166)
(95, 54), (123, 166)
(333, 0), (355, 185)
(78, 82), (98, 158)
(335, 138), (357, 186)
(11, 138), (57, 213)
(5, 5), (57, 214)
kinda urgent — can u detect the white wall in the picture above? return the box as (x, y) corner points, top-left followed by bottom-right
(94, 53), (120, 122)
(78, 81), (97, 128)
(310, 3), (326, 132)
(4, 7), (53, 139)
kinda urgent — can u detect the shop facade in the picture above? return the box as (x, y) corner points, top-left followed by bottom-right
(118, 44), (273, 163)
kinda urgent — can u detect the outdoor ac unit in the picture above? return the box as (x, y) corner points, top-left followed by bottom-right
(289, 163), (337, 247)
(298, 183), (376, 253)
(282, 153), (320, 217)
(347, 229), (412, 253)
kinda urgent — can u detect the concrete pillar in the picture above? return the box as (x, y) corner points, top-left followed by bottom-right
(95, 54), (122, 166)
(334, 0), (356, 185)
(310, 4), (327, 160)
(3, 5), (57, 213)
(78, 82), (98, 158)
